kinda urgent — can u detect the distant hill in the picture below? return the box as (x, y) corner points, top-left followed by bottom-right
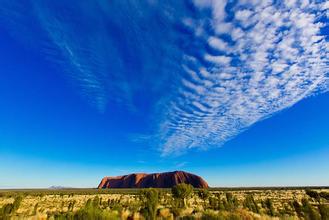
(98, 171), (208, 189)
(49, 186), (73, 189)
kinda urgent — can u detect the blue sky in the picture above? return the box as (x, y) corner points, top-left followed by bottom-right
(0, 0), (328, 188)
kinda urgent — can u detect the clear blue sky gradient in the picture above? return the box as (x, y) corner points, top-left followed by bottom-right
(0, 0), (328, 188)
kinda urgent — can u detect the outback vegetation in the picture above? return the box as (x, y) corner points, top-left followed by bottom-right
(0, 186), (328, 220)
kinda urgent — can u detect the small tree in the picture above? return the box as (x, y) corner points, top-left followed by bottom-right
(92, 196), (100, 208)
(264, 198), (275, 216)
(306, 190), (321, 203)
(33, 203), (39, 215)
(302, 198), (321, 220)
(172, 183), (194, 207)
(140, 188), (159, 220)
(319, 192), (329, 201)
(223, 192), (239, 211)
(12, 196), (22, 212)
(74, 197), (114, 220)
(244, 194), (259, 213)
(68, 201), (75, 212)
(292, 200), (303, 219)
(0, 196), (23, 218)
(198, 189), (210, 208)
(319, 204), (329, 220)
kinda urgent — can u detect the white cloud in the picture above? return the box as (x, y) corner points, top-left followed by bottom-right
(1, 0), (327, 157)
(208, 36), (229, 51)
(235, 9), (253, 21)
(158, 0), (328, 155)
(204, 54), (232, 65)
(193, 0), (231, 34)
(322, 1), (329, 10)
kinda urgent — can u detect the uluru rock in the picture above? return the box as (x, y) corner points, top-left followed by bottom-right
(98, 171), (208, 189)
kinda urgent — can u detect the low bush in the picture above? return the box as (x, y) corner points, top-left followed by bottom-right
(140, 188), (159, 220)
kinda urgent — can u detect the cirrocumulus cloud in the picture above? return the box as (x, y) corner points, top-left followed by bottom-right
(1, 0), (328, 155)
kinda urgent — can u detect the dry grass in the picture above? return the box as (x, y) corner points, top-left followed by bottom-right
(0, 188), (328, 219)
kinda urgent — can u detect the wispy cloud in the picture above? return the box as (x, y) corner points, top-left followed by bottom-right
(175, 161), (188, 168)
(0, 0), (173, 112)
(1, 0), (328, 156)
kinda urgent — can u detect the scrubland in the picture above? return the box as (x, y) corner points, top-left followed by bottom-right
(0, 186), (328, 220)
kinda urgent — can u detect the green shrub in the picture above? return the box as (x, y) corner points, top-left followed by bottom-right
(201, 210), (244, 220)
(319, 204), (329, 220)
(292, 200), (303, 218)
(33, 202), (39, 215)
(2, 203), (14, 215)
(264, 198), (275, 216)
(170, 205), (183, 218)
(179, 216), (196, 220)
(243, 194), (259, 213)
(224, 192), (239, 211)
(92, 196), (100, 208)
(306, 190), (321, 202)
(72, 197), (120, 220)
(198, 189), (210, 201)
(319, 192), (329, 201)
(209, 197), (220, 210)
(282, 202), (295, 216)
(140, 188), (159, 220)
(53, 211), (74, 220)
(68, 201), (75, 212)
(172, 183), (193, 207)
(107, 199), (123, 212)
(302, 198), (321, 220)
(201, 210), (225, 220)
(12, 196), (22, 211)
(0, 195), (23, 218)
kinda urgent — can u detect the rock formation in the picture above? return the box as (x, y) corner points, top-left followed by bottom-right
(98, 171), (208, 188)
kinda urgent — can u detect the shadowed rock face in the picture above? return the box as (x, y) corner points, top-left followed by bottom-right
(98, 171), (208, 188)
